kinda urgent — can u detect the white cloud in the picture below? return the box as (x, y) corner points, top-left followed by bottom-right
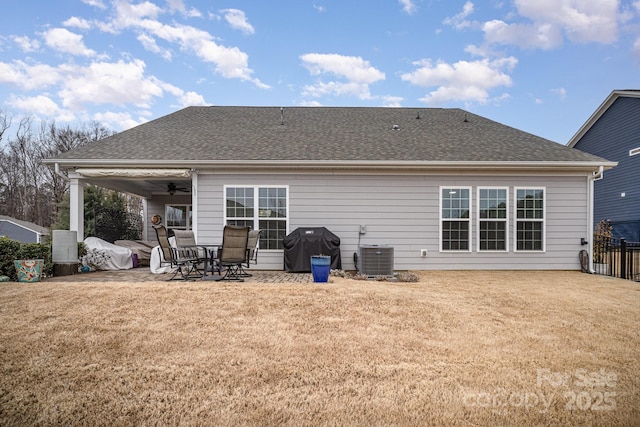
(401, 57), (517, 105)
(313, 4), (326, 13)
(11, 36), (40, 52)
(166, 0), (201, 17)
(552, 87), (567, 99)
(483, 19), (563, 49)
(300, 53), (385, 100)
(137, 33), (172, 60)
(8, 95), (60, 116)
(220, 9), (255, 35)
(57, 59), (164, 110)
(93, 111), (141, 130)
(81, 0), (106, 9)
(0, 61), (62, 90)
(42, 28), (96, 56)
(176, 91), (207, 107)
(157, 81), (208, 107)
(399, 0), (417, 15)
(483, 0), (620, 49)
(380, 96), (404, 107)
(101, 2), (268, 88)
(443, 1), (475, 30)
(63, 16), (92, 30)
(301, 53), (385, 84)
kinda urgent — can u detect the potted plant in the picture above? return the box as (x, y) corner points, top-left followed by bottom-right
(310, 254), (331, 283)
(14, 259), (45, 282)
(593, 219), (612, 275)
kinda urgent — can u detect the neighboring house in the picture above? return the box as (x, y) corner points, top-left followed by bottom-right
(0, 215), (49, 243)
(568, 90), (640, 241)
(44, 106), (615, 271)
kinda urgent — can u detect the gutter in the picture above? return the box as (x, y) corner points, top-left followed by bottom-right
(46, 159), (618, 173)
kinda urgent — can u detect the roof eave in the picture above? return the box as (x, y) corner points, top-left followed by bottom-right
(48, 159), (617, 173)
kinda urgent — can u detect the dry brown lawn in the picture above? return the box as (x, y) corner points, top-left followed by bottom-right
(1, 271), (639, 426)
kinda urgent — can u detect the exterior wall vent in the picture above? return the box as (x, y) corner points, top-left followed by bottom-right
(630, 147), (640, 156)
(358, 245), (394, 276)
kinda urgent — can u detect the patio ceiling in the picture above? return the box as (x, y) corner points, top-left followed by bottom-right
(69, 168), (192, 199)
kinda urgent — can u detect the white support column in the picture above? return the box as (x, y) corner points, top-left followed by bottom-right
(69, 178), (85, 242)
(191, 170), (198, 242)
(142, 198), (149, 241)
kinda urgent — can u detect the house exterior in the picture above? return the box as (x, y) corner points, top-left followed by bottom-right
(44, 106), (615, 271)
(0, 215), (49, 243)
(568, 90), (640, 241)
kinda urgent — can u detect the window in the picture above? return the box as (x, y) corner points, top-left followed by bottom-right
(478, 188), (508, 251)
(630, 147), (640, 156)
(166, 204), (192, 229)
(225, 186), (288, 250)
(440, 187), (471, 251)
(515, 188), (545, 251)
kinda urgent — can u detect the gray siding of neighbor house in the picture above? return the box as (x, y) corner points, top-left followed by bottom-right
(0, 221), (39, 243)
(572, 97), (640, 239)
(192, 172), (590, 271)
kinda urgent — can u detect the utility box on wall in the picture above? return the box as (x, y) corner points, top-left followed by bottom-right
(358, 245), (394, 276)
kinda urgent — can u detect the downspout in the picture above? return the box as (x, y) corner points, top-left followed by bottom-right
(587, 166), (604, 273)
(55, 163), (69, 181)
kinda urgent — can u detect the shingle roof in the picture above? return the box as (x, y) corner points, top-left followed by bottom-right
(52, 106), (606, 164)
(0, 215), (49, 235)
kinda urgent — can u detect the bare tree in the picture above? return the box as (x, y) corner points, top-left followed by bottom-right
(0, 114), (114, 227)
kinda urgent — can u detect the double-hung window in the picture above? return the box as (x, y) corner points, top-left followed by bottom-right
(477, 188), (508, 251)
(225, 186), (288, 250)
(515, 188), (545, 251)
(440, 187), (471, 251)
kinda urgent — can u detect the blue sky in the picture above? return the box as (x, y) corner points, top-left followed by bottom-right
(1, 0), (639, 144)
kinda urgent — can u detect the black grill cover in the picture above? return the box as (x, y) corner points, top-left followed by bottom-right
(283, 227), (342, 272)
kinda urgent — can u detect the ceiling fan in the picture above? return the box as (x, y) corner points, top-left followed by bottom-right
(167, 182), (189, 195)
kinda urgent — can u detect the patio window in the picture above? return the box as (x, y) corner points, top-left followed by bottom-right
(515, 188), (545, 251)
(225, 186), (288, 250)
(477, 188), (508, 251)
(166, 204), (192, 230)
(440, 187), (471, 251)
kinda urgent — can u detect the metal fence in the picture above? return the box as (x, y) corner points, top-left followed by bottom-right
(591, 235), (640, 281)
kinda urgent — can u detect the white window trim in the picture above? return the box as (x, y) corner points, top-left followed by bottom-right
(439, 186), (472, 253)
(514, 187), (546, 253)
(224, 185), (289, 252)
(476, 187), (509, 252)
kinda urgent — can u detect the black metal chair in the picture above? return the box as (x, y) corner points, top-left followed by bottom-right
(212, 225), (250, 281)
(172, 229), (210, 275)
(238, 229), (261, 277)
(153, 225), (201, 280)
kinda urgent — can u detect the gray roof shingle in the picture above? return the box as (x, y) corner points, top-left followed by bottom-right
(52, 106), (607, 164)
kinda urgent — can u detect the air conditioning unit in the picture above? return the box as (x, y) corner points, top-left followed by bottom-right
(358, 245), (394, 276)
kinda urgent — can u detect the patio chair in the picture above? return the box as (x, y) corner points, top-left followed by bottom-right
(212, 225), (250, 281)
(172, 229), (210, 273)
(238, 229), (261, 277)
(153, 225), (201, 280)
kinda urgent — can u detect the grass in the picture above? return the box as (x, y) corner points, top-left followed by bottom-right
(1, 271), (639, 426)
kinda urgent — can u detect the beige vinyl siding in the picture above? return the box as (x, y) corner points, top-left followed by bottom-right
(194, 172), (589, 271)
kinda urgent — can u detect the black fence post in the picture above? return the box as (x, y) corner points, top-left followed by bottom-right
(621, 239), (627, 280)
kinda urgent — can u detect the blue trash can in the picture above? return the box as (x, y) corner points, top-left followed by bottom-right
(310, 255), (331, 283)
